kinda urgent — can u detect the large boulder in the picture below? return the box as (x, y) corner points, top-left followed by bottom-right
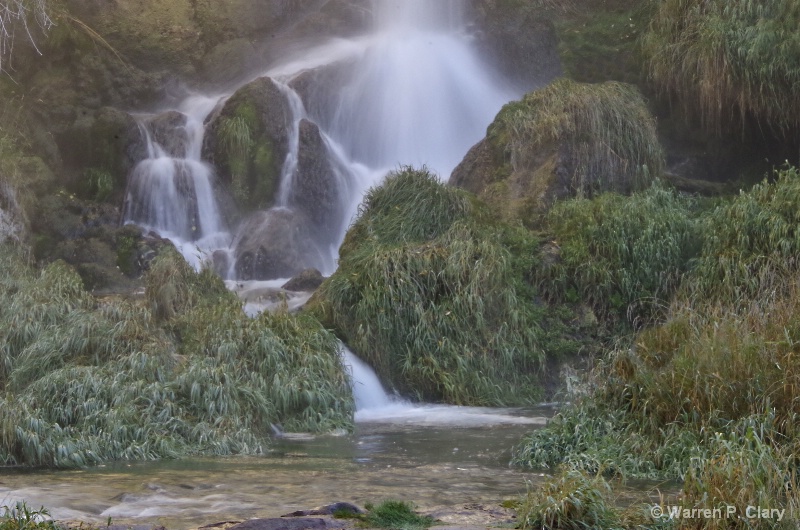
(450, 79), (664, 227)
(289, 119), (345, 242)
(232, 208), (324, 281)
(203, 77), (292, 212)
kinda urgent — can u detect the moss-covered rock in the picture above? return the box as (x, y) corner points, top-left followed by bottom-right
(309, 167), (580, 405)
(450, 78), (663, 227)
(204, 77), (291, 212)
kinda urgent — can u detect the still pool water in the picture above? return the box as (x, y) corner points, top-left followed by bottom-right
(0, 406), (553, 529)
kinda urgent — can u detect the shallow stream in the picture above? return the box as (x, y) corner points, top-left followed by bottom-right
(0, 407), (552, 528)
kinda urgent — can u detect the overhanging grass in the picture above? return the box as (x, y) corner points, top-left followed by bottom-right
(311, 167), (569, 405)
(0, 246), (353, 467)
(642, 0), (800, 136)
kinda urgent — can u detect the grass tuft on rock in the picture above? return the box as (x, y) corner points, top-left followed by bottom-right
(491, 78), (663, 199)
(311, 167), (565, 405)
(0, 246), (353, 467)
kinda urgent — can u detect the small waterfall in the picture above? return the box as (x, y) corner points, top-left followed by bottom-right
(123, 95), (232, 270)
(341, 345), (395, 411)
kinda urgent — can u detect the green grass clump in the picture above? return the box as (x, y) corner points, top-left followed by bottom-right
(519, 468), (624, 530)
(490, 78), (663, 199)
(515, 166), (800, 526)
(311, 167), (559, 405)
(0, 502), (57, 530)
(0, 246), (353, 467)
(538, 183), (702, 326)
(361, 501), (434, 530)
(690, 165), (800, 303)
(642, 0), (800, 136)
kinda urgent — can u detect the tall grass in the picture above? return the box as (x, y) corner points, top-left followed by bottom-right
(311, 167), (554, 405)
(491, 78), (663, 199)
(0, 246), (353, 467)
(642, 0), (800, 136)
(515, 166), (800, 527)
(538, 183), (702, 326)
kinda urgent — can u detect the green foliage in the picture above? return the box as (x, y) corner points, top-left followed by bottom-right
(690, 165), (800, 303)
(361, 501), (434, 530)
(515, 166), (800, 525)
(0, 502), (57, 530)
(0, 245), (353, 467)
(490, 78), (663, 199)
(80, 168), (114, 202)
(312, 167), (556, 405)
(539, 183), (702, 326)
(519, 468), (623, 530)
(642, 0), (800, 135)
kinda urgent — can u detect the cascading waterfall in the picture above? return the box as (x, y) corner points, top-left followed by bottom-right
(123, 95), (232, 270)
(122, 0), (525, 410)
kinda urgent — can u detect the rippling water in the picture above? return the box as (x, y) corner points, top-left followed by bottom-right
(0, 407), (553, 529)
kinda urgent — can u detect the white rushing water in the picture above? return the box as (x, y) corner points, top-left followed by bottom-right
(123, 0), (519, 278)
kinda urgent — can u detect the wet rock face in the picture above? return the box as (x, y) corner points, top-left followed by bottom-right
(145, 111), (189, 158)
(282, 268), (325, 292)
(203, 76), (292, 212)
(290, 119), (345, 242)
(232, 208), (323, 281)
(470, 0), (562, 90)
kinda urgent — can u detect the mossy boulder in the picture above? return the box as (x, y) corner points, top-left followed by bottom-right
(309, 167), (577, 405)
(450, 78), (664, 227)
(204, 77), (292, 212)
(59, 107), (147, 203)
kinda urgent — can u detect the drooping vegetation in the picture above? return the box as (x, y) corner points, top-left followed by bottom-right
(515, 165), (800, 527)
(0, 246), (353, 468)
(311, 167), (577, 405)
(642, 0), (800, 136)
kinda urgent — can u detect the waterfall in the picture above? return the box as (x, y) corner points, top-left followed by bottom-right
(123, 95), (232, 270)
(341, 345), (395, 411)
